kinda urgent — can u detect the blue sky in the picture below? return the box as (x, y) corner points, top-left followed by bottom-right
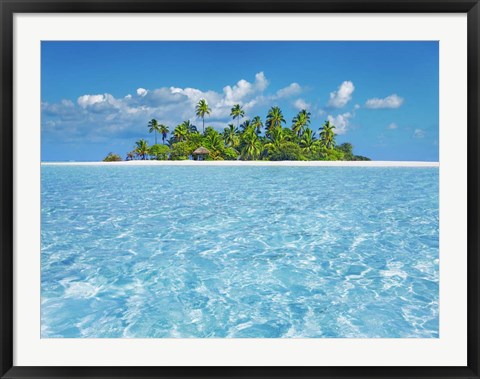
(41, 41), (438, 161)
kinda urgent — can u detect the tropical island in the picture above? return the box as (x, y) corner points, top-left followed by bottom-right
(103, 100), (370, 162)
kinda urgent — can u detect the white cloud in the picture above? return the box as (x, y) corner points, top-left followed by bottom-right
(294, 98), (311, 110)
(223, 80), (254, 104)
(327, 112), (352, 135)
(254, 72), (269, 91)
(354, 104), (360, 110)
(136, 88), (148, 97)
(327, 81), (355, 108)
(170, 87), (219, 106)
(365, 94), (404, 109)
(60, 99), (74, 107)
(388, 123), (398, 130)
(76, 94), (125, 114)
(243, 97), (263, 112)
(275, 83), (301, 98)
(414, 128), (425, 138)
(221, 71), (270, 106)
(43, 72), (305, 143)
(77, 94), (106, 108)
(42, 100), (77, 119)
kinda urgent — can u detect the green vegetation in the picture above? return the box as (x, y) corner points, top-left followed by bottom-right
(148, 119), (160, 145)
(230, 104), (245, 129)
(134, 139), (149, 160)
(170, 141), (194, 160)
(103, 152), (122, 162)
(159, 124), (169, 144)
(104, 99), (370, 161)
(195, 99), (211, 134)
(149, 144), (170, 160)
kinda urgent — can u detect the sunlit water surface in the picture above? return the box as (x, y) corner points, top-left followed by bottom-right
(41, 165), (439, 338)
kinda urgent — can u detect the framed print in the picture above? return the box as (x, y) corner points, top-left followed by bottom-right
(1, 0), (479, 378)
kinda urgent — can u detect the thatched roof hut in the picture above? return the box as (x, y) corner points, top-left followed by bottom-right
(193, 146), (210, 155)
(192, 146), (210, 160)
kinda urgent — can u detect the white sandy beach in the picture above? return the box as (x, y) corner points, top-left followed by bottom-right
(42, 160), (439, 167)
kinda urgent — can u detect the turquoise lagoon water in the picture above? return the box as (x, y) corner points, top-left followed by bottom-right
(41, 165), (439, 338)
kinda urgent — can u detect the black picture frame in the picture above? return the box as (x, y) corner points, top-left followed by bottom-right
(1, 0), (479, 378)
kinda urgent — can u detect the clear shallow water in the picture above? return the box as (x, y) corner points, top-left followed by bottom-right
(41, 166), (439, 338)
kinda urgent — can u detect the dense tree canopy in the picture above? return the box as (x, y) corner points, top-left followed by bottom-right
(104, 102), (370, 162)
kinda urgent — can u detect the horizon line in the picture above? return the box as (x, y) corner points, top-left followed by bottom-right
(41, 160), (440, 167)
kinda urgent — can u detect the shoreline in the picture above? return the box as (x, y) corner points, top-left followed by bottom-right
(42, 160), (439, 167)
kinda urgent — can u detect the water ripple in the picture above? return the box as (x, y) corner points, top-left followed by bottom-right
(41, 166), (439, 338)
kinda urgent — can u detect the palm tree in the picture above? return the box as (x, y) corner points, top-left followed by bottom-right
(173, 123), (189, 142)
(251, 116), (263, 135)
(159, 124), (169, 145)
(292, 109), (311, 137)
(195, 99), (211, 133)
(230, 104), (245, 129)
(240, 127), (261, 160)
(181, 120), (198, 134)
(282, 127), (295, 142)
(319, 120), (336, 149)
(240, 119), (253, 133)
(204, 126), (217, 137)
(134, 139), (149, 160)
(223, 124), (240, 148)
(264, 126), (286, 153)
(126, 151), (136, 161)
(266, 106), (286, 136)
(300, 127), (318, 155)
(205, 132), (224, 152)
(148, 119), (161, 145)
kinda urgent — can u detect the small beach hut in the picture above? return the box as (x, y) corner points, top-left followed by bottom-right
(192, 146), (210, 161)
